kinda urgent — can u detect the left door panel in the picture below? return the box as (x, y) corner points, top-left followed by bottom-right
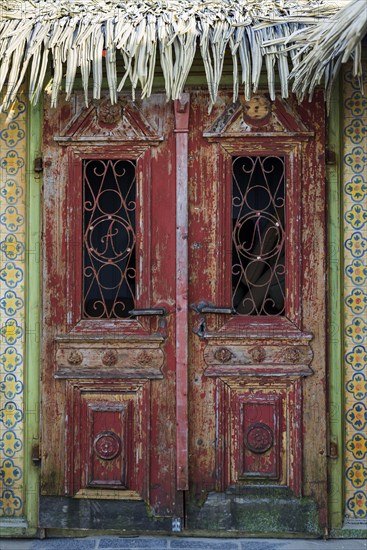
(40, 94), (179, 529)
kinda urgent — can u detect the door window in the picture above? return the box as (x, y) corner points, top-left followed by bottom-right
(232, 155), (285, 316)
(83, 159), (137, 319)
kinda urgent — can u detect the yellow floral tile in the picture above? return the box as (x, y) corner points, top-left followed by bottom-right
(0, 94), (26, 517)
(343, 67), (367, 519)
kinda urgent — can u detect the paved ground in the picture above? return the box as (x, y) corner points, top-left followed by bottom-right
(0, 538), (366, 550)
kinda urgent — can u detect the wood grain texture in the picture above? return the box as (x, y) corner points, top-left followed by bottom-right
(41, 93), (181, 517)
(41, 89), (327, 531)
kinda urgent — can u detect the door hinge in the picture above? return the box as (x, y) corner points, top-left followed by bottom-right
(328, 440), (338, 459)
(325, 148), (337, 165)
(34, 157), (43, 173)
(31, 443), (41, 466)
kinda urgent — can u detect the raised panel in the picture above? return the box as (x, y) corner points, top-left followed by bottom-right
(85, 401), (130, 488)
(239, 394), (281, 480)
(66, 379), (149, 500)
(216, 377), (302, 495)
(54, 339), (165, 379)
(204, 340), (313, 377)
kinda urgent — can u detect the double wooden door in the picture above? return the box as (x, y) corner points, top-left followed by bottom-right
(40, 91), (327, 533)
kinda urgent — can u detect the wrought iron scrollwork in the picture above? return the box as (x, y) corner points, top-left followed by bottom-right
(232, 155), (286, 316)
(83, 159), (136, 319)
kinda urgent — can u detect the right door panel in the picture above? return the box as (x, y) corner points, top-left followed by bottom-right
(187, 91), (327, 534)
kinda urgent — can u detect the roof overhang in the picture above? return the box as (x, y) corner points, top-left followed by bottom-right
(0, 0), (364, 111)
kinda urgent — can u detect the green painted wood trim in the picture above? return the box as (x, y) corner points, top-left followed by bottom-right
(327, 76), (344, 530)
(23, 96), (43, 533)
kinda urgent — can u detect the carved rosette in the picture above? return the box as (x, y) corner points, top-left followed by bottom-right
(93, 431), (121, 460)
(284, 347), (301, 364)
(67, 351), (83, 365)
(245, 422), (273, 454)
(243, 94), (271, 125)
(214, 347), (233, 363)
(137, 351), (152, 365)
(102, 351), (118, 366)
(249, 346), (266, 363)
(97, 100), (122, 126)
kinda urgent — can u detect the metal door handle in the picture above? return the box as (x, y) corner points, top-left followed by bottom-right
(129, 308), (167, 316)
(191, 302), (234, 315)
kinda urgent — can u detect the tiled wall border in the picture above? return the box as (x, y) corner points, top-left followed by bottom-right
(0, 94), (41, 536)
(0, 95), (27, 519)
(342, 67), (367, 526)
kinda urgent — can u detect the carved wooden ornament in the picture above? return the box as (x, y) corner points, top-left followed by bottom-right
(67, 351), (83, 365)
(214, 347), (233, 363)
(244, 422), (274, 454)
(137, 351), (152, 365)
(249, 346), (266, 363)
(102, 351), (118, 366)
(93, 431), (121, 460)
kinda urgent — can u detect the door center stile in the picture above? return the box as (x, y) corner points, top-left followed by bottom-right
(174, 94), (190, 492)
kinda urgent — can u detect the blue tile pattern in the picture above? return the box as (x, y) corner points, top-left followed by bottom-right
(343, 67), (367, 522)
(0, 94), (26, 517)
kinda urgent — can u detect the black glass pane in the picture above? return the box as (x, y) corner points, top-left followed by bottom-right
(83, 159), (136, 318)
(232, 156), (285, 315)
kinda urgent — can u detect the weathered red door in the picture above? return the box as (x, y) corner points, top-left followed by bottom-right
(40, 91), (327, 534)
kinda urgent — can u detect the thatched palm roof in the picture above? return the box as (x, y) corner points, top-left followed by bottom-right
(264, 0), (367, 102)
(0, 0), (361, 110)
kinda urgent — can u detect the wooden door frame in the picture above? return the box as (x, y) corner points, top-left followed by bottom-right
(33, 88), (334, 536)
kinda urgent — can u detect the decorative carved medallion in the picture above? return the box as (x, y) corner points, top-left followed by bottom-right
(243, 94), (271, 125)
(245, 422), (273, 454)
(93, 431), (121, 460)
(249, 346), (266, 363)
(97, 100), (122, 126)
(67, 351), (83, 365)
(137, 351), (152, 365)
(284, 347), (301, 364)
(102, 351), (118, 366)
(214, 347), (233, 363)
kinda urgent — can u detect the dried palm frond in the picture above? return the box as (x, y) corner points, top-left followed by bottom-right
(290, 0), (366, 102)
(262, 0), (366, 103)
(0, 0), (349, 111)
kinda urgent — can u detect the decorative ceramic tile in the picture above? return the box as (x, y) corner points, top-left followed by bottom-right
(0, 261), (24, 288)
(346, 490), (367, 520)
(346, 461), (367, 489)
(345, 204), (367, 230)
(346, 433), (367, 460)
(0, 458), (22, 486)
(345, 259), (367, 285)
(343, 68), (367, 522)
(0, 180), (23, 204)
(345, 91), (367, 116)
(345, 288), (367, 314)
(345, 174), (367, 202)
(0, 488), (22, 516)
(0, 95), (26, 517)
(346, 373), (367, 401)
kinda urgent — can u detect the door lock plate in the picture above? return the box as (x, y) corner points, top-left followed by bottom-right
(171, 517), (182, 532)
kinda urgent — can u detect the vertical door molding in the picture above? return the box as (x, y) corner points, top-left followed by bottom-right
(174, 94), (190, 490)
